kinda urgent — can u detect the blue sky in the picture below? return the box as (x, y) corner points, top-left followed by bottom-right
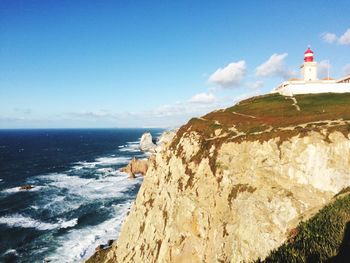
(0, 0), (349, 128)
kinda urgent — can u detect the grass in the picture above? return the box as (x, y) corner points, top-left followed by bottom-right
(253, 191), (350, 263)
(169, 93), (350, 177)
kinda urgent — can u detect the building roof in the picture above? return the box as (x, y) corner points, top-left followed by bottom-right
(289, 78), (301, 81)
(322, 77), (335, 80)
(337, 75), (350, 83)
(304, 47), (314, 54)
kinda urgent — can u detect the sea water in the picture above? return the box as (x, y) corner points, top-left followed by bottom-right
(0, 128), (163, 262)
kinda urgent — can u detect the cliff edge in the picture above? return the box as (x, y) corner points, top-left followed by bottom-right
(87, 93), (350, 263)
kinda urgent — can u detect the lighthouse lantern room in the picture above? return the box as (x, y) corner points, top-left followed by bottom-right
(300, 47), (318, 82)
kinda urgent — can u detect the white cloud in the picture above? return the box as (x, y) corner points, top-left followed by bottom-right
(321, 32), (337, 43)
(208, 60), (246, 88)
(256, 53), (293, 79)
(189, 92), (216, 104)
(318, 60), (331, 78)
(323, 28), (350, 46)
(69, 110), (116, 119)
(343, 64), (350, 76)
(339, 28), (350, 45)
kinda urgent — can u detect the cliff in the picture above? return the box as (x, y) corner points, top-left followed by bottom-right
(87, 93), (350, 263)
(257, 189), (350, 262)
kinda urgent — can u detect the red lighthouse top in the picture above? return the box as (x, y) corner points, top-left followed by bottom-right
(304, 47), (314, 62)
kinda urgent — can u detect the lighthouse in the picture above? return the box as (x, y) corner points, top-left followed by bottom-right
(271, 47), (350, 96)
(300, 47), (318, 81)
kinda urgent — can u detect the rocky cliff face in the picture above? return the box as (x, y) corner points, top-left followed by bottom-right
(88, 93), (350, 263)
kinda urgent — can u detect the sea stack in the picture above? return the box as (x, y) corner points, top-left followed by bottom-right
(139, 132), (157, 153)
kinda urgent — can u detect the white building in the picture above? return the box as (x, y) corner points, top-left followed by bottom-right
(272, 48), (350, 96)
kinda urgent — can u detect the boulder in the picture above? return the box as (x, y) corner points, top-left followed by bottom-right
(19, 185), (34, 190)
(95, 245), (105, 252)
(107, 240), (114, 246)
(120, 157), (149, 178)
(139, 132), (156, 153)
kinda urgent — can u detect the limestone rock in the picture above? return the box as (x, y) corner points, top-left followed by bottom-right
(19, 185), (34, 190)
(120, 157), (149, 178)
(157, 131), (176, 147)
(107, 240), (114, 247)
(95, 245), (105, 252)
(139, 132), (156, 153)
(90, 130), (350, 263)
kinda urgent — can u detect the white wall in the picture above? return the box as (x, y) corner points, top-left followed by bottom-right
(278, 83), (350, 96)
(301, 62), (317, 81)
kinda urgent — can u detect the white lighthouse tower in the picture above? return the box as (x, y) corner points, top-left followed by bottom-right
(300, 47), (318, 81)
(271, 47), (350, 96)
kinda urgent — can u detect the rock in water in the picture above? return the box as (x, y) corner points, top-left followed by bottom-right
(139, 132), (156, 153)
(19, 185), (34, 190)
(95, 245), (105, 252)
(107, 240), (114, 247)
(120, 157), (149, 178)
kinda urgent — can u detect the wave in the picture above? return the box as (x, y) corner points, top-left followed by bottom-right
(0, 214), (78, 231)
(46, 202), (132, 262)
(95, 168), (120, 177)
(58, 218), (78, 229)
(1, 185), (44, 195)
(95, 157), (130, 165)
(3, 249), (18, 256)
(0, 131), (147, 262)
(118, 141), (141, 153)
(73, 156), (130, 170)
(37, 172), (142, 200)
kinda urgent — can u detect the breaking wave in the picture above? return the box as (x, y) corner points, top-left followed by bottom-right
(0, 214), (78, 231)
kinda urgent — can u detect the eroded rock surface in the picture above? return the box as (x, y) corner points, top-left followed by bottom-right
(120, 157), (150, 178)
(140, 132), (156, 153)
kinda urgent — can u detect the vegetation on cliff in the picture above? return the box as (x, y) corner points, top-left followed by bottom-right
(255, 190), (350, 263)
(173, 92), (350, 148)
(171, 92), (350, 180)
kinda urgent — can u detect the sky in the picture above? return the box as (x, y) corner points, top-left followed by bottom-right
(0, 0), (349, 128)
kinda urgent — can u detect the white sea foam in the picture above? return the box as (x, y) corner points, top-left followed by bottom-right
(30, 205), (40, 210)
(96, 168), (120, 177)
(0, 148), (143, 262)
(0, 214), (78, 231)
(96, 168), (114, 173)
(95, 157), (130, 165)
(37, 172), (142, 200)
(0, 178), (3, 182)
(38, 194), (81, 216)
(74, 156), (130, 170)
(118, 141), (141, 153)
(36, 170), (143, 262)
(3, 249), (18, 256)
(46, 202), (132, 262)
(1, 185), (44, 195)
(58, 218), (78, 229)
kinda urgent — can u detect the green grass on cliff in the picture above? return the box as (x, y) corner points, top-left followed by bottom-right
(254, 191), (350, 263)
(170, 93), (350, 176)
(172, 93), (350, 148)
(230, 93), (350, 127)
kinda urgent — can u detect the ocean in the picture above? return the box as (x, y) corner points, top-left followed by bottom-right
(0, 128), (163, 263)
